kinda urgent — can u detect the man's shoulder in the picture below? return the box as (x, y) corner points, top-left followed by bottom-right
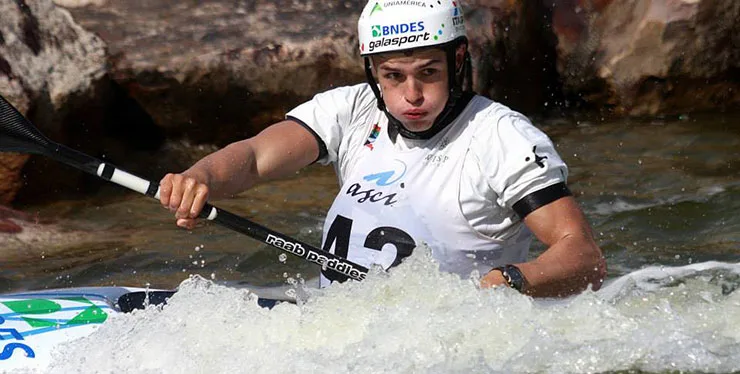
(310, 83), (376, 117)
(468, 95), (524, 117)
(317, 83), (375, 102)
(466, 95), (534, 135)
(465, 96), (557, 166)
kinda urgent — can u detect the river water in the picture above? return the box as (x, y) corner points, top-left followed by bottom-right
(4, 113), (740, 373)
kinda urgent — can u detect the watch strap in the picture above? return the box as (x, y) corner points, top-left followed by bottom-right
(494, 265), (526, 292)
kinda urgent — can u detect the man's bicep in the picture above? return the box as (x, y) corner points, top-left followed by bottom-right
(249, 120), (324, 179)
(286, 116), (329, 164)
(522, 195), (592, 246)
(284, 85), (373, 165)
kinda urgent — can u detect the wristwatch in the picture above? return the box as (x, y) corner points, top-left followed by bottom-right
(494, 265), (526, 293)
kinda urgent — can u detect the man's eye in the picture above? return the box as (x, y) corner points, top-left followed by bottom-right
(384, 72), (401, 80)
(421, 68), (438, 76)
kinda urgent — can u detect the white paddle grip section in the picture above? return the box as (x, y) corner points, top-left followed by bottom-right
(203, 206), (218, 220)
(96, 163), (218, 221)
(97, 163), (150, 194)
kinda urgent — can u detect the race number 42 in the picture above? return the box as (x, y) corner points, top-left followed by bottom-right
(321, 214), (416, 282)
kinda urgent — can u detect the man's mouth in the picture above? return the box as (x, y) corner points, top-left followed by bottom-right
(402, 110), (428, 120)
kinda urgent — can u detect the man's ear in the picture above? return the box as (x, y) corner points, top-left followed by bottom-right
(455, 44), (467, 71)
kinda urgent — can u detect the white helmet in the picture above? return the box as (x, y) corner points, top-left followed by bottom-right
(358, 0), (467, 56)
(357, 0), (473, 140)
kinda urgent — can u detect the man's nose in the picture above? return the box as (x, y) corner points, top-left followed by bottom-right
(403, 78), (423, 105)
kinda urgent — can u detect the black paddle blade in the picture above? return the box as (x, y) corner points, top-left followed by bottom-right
(0, 94), (52, 155)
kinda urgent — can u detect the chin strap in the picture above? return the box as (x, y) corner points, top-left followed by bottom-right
(363, 41), (475, 142)
(387, 90), (474, 142)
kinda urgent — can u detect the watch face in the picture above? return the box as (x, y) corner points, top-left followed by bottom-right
(504, 265), (525, 292)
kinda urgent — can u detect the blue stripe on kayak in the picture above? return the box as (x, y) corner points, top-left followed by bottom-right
(10, 321), (105, 339)
(0, 305), (114, 320)
(0, 292), (116, 300)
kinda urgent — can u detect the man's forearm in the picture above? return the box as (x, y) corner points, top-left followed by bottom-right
(516, 235), (606, 297)
(182, 120), (321, 199)
(182, 139), (259, 199)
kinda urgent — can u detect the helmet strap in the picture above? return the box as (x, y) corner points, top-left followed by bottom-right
(364, 57), (409, 140)
(364, 57), (386, 111)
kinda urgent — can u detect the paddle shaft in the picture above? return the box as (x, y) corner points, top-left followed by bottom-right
(56, 143), (368, 281)
(0, 95), (368, 281)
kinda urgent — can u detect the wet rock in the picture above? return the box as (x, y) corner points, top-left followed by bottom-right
(44, 0), (740, 142)
(465, 0), (561, 115)
(0, 0), (107, 115)
(60, 0), (559, 137)
(0, 218), (120, 265)
(0, 205), (114, 272)
(0, 203), (48, 233)
(0, 220), (22, 233)
(52, 0), (105, 7)
(61, 0), (366, 146)
(0, 152), (30, 206)
(0, 0), (108, 203)
(0, 199), (134, 271)
(550, 0), (740, 116)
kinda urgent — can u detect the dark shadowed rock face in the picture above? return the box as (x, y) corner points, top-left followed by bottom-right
(0, 0), (107, 204)
(63, 0), (560, 137)
(551, 0), (740, 116)
(63, 0), (368, 146)
(0, 152), (30, 207)
(35, 0), (740, 149)
(465, 0), (562, 115)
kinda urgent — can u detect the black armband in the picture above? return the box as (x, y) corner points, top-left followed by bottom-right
(287, 115), (328, 164)
(512, 182), (572, 219)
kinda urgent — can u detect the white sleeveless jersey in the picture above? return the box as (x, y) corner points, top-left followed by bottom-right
(287, 84), (568, 286)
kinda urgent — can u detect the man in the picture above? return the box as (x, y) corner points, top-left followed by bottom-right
(159, 0), (606, 297)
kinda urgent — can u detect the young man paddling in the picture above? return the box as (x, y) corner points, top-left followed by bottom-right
(159, 0), (606, 297)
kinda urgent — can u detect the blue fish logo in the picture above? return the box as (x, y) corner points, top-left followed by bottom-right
(363, 160), (407, 186)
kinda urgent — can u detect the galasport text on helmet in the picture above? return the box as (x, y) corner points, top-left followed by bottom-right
(358, 0), (467, 56)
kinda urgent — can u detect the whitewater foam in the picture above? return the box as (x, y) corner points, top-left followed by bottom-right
(34, 249), (740, 374)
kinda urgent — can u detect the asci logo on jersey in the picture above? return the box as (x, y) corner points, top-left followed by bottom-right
(345, 159), (407, 206)
(363, 159), (407, 186)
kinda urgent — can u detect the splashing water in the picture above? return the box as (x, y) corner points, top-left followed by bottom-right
(26, 248), (738, 374)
